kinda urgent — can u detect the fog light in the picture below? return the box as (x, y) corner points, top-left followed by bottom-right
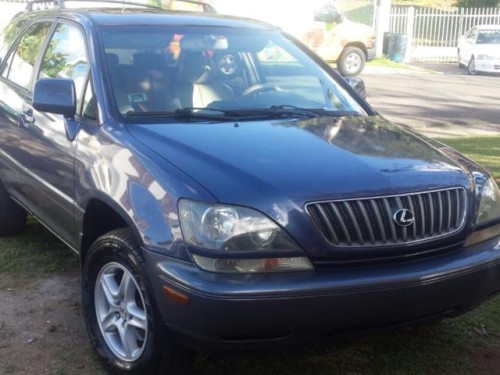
(465, 223), (500, 247)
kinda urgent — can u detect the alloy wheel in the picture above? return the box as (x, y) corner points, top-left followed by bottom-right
(94, 262), (148, 362)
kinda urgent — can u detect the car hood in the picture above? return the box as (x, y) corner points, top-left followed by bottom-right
(127, 115), (471, 209)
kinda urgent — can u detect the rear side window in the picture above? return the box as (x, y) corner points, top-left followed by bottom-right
(1, 21), (52, 89)
(0, 16), (31, 66)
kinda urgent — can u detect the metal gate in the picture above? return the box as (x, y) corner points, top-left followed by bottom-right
(390, 6), (500, 63)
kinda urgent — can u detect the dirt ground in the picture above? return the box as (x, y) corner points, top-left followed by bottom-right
(0, 272), (104, 375)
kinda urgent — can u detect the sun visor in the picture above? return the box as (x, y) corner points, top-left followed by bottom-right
(226, 34), (269, 53)
(180, 33), (270, 53)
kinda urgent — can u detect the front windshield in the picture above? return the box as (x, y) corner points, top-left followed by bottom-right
(100, 25), (365, 118)
(477, 30), (500, 44)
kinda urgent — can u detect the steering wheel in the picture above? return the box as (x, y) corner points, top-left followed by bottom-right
(241, 84), (282, 98)
(218, 54), (239, 76)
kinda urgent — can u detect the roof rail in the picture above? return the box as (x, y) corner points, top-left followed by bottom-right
(167, 0), (216, 13)
(25, 0), (216, 13)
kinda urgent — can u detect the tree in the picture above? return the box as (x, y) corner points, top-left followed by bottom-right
(455, 0), (499, 7)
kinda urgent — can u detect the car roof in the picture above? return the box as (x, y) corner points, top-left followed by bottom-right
(21, 7), (276, 30)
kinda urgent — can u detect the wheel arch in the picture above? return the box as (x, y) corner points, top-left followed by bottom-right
(79, 197), (139, 266)
(342, 42), (368, 58)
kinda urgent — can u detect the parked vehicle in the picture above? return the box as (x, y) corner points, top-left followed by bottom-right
(458, 24), (500, 75)
(1, 1), (500, 374)
(212, 0), (376, 76)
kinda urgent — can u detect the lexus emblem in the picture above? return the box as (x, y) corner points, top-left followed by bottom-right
(393, 209), (415, 227)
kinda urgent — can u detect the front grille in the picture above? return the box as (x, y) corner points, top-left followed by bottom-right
(306, 188), (467, 248)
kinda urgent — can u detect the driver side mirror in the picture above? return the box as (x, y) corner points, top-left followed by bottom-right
(33, 78), (76, 118)
(343, 76), (366, 99)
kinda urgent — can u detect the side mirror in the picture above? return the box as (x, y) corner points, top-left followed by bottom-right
(343, 76), (366, 99)
(33, 78), (76, 118)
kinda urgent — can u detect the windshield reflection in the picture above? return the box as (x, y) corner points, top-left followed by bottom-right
(100, 25), (365, 119)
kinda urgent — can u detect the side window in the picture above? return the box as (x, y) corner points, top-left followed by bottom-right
(257, 41), (296, 63)
(1, 21), (52, 89)
(466, 29), (477, 42)
(0, 17), (30, 66)
(39, 23), (89, 110)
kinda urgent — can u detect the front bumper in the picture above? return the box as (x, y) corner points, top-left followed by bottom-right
(145, 236), (500, 350)
(475, 59), (500, 73)
(366, 46), (376, 61)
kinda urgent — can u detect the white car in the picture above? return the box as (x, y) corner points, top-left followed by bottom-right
(458, 24), (500, 75)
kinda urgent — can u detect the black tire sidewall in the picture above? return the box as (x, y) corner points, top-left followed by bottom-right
(0, 180), (27, 235)
(468, 57), (477, 75)
(82, 230), (173, 375)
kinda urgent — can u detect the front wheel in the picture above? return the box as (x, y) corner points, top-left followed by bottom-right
(337, 46), (366, 76)
(467, 57), (477, 75)
(82, 228), (194, 375)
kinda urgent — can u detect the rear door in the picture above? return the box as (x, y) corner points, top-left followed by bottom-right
(16, 20), (90, 245)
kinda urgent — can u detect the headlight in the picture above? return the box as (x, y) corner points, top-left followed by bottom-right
(178, 199), (313, 273)
(477, 54), (495, 61)
(466, 178), (500, 247)
(477, 178), (500, 225)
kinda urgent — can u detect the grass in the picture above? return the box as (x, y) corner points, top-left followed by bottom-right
(0, 217), (78, 274)
(367, 56), (411, 69)
(436, 136), (500, 182)
(1, 136), (499, 374)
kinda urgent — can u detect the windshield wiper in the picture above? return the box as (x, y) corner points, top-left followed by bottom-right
(223, 105), (361, 119)
(125, 106), (360, 121)
(125, 108), (234, 121)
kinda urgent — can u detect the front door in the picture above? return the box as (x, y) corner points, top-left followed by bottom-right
(17, 21), (89, 244)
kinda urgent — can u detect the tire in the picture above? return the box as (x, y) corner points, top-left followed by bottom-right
(337, 46), (366, 77)
(82, 228), (194, 375)
(467, 57), (477, 75)
(0, 180), (27, 235)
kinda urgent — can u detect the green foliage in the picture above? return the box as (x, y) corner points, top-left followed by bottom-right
(41, 40), (68, 78)
(17, 34), (41, 66)
(437, 136), (500, 181)
(2, 18), (28, 47)
(148, 0), (162, 7)
(455, 0), (500, 6)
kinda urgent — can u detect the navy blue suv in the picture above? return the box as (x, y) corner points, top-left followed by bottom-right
(1, 1), (500, 374)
